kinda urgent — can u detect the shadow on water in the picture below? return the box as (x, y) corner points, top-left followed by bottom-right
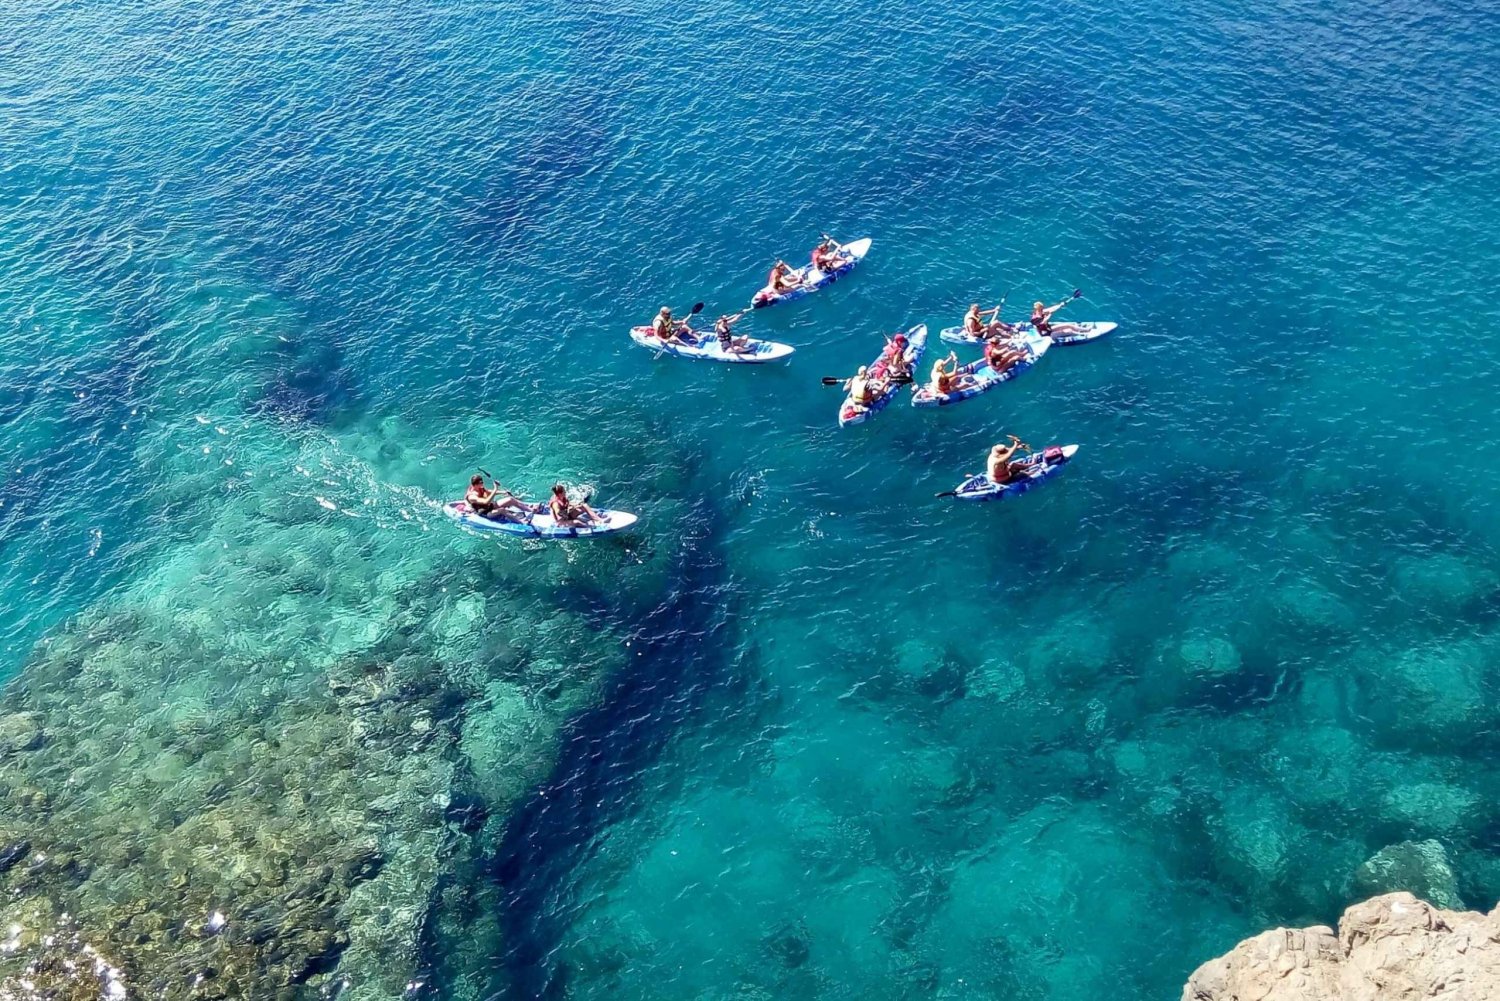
(248, 322), (359, 426)
(418, 492), (751, 1000)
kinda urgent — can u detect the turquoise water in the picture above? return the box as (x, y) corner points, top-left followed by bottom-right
(2, 0), (1499, 996)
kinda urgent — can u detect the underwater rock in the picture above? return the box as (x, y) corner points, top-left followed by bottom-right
(1022, 613), (1115, 689)
(1177, 633), (1242, 677)
(1273, 582), (1357, 634)
(1352, 840), (1462, 910)
(1378, 781), (1480, 839)
(0, 711), (44, 754)
(0, 581), (628, 1000)
(1394, 553), (1494, 616)
(1184, 892), (1500, 1001)
(1210, 787), (1293, 893)
(0, 839), (30, 874)
(1356, 641), (1491, 749)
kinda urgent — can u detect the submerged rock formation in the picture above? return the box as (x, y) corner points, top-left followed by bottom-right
(0, 481), (655, 1000)
(1184, 892), (1500, 1001)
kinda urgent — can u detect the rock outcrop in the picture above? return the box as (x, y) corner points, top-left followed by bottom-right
(1184, 892), (1500, 1001)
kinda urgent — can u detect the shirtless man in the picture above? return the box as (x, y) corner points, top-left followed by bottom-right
(987, 436), (1032, 484)
(768, 260), (804, 294)
(929, 351), (973, 395)
(810, 236), (846, 272)
(465, 474), (532, 521)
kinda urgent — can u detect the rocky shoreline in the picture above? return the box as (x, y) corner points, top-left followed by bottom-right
(1185, 892), (1500, 1001)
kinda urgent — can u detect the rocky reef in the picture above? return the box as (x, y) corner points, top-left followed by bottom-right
(1184, 892), (1500, 1001)
(0, 575), (624, 1000)
(0, 396), (689, 998)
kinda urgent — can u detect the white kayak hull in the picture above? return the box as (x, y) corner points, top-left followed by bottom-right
(939, 321), (1117, 346)
(629, 327), (795, 363)
(445, 501), (638, 538)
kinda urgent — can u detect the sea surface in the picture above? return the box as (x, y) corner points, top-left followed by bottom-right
(2, 0), (1499, 997)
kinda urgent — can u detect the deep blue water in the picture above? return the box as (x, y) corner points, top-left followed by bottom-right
(2, 0), (1499, 997)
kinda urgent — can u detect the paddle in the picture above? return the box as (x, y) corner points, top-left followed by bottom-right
(987, 289), (1011, 321)
(820, 373), (914, 386)
(477, 468), (513, 496)
(1051, 289), (1083, 313)
(474, 469), (542, 519)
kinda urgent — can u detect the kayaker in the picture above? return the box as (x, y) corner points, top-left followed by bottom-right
(986, 436), (1030, 484)
(984, 337), (1026, 373)
(549, 483), (600, 527)
(882, 332), (912, 381)
(714, 312), (752, 354)
(768, 260), (803, 293)
(811, 237), (845, 272)
(930, 351), (972, 395)
(651, 306), (695, 346)
(964, 303), (1011, 339)
(845, 365), (877, 407)
(466, 474), (532, 522)
(1031, 298), (1082, 337)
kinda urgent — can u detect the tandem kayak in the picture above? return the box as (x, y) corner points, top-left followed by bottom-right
(939, 321), (1117, 346)
(948, 445), (1079, 501)
(445, 501), (638, 538)
(628, 327), (795, 363)
(911, 331), (1051, 408)
(839, 324), (928, 427)
(751, 237), (872, 309)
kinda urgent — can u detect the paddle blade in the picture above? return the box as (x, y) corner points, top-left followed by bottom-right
(934, 490), (957, 499)
(1071, 288), (1082, 298)
(690, 302), (705, 314)
(478, 467), (494, 479)
(821, 377), (845, 386)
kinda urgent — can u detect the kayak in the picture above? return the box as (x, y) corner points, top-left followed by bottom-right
(629, 327), (795, 363)
(839, 324), (928, 427)
(939, 321), (1117, 346)
(751, 237), (872, 309)
(948, 445), (1079, 501)
(445, 501), (638, 538)
(911, 331), (1051, 408)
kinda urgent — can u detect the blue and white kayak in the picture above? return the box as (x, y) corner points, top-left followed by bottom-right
(445, 501), (638, 538)
(939, 321), (1117, 346)
(949, 445), (1079, 501)
(751, 237), (872, 309)
(839, 324), (927, 427)
(629, 326), (794, 363)
(911, 331), (1051, 408)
